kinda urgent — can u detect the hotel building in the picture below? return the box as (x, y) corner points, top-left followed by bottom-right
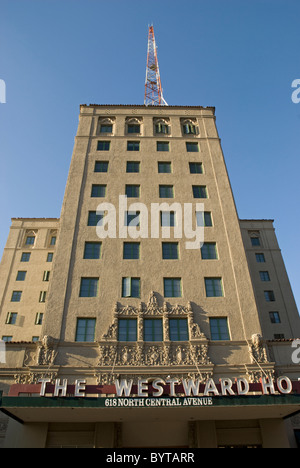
(0, 104), (299, 448)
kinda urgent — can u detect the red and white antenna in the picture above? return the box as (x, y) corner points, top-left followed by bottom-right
(144, 25), (168, 106)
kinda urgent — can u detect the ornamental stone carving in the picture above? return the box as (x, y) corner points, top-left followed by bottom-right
(36, 335), (57, 366)
(249, 334), (268, 364)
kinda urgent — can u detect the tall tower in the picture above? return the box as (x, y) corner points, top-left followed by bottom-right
(144, 25), (168, 106)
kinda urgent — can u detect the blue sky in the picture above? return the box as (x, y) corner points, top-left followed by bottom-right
(0, 0), (299, 309)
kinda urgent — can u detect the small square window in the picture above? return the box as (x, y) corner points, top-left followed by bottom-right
(125, 211), (140, 227)
(75, 318), (96, 342)
(125, 185), (140, 198)
(201, 243), (218, 260)
(122, 277), (140, 298)
(155, 123), (169, 134)
(127, 141), (140, 151)
(25, 236), (35, 245)
(123, 242), (140, 260)
(158, 162), (172, 173)
(251, 237), (261, 247)
(164, 278), (182, 297)
(186, 142), (199, 152)
(126, 161), (140, 173)
(94, 161), (109, 173)
(189, 162), (203, 174)
(210, 318), (230, 341)
(169, 319), (189, 341)
(6, 313), (18, 325)
(269, 312), (281, 324)
(118, 319), (137, 342)
(144, 319), (163, 342)
(16, 271), (27, 281)
(50, 236), (57, 246)
(91, 184), (106, 197)
(264, 290), (275, 302)
(88, 211), (104, 226)
(11, 291), (22, 302)
(79, 278), (99, 298)
(127, 124), (140, 134)
(162, 243), (179, 260)
(196, 211), (213, 227)
(97, 141), (110, 151)
(157, 141), (170, 152)
(193, 185), (207, 198)
(21, 252), (31, 262)
(84, 242), (102, 259)
(183, 123), (197, 135)
(161, 211), (176, 227)
(159, 185), (174, 198)
(100, 124), (113, 133)
(205, 278), (224, 297)
(260, 271), (270, 282)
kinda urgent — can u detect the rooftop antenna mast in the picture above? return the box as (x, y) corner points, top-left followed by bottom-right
(144, 25), (168, 106)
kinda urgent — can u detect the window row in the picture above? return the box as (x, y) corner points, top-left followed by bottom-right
(97, 141), (200, 153)
(97, 120), (199, 137)
(75, 317), (230, 343)
(15, 270), (50, 282)
(89, 184), (208, 199)
(10, 290), (47, 303)
(5, 312), (44, 326)
(83, 241), (218, 260)
(78, 277), (224, 299)
(94, 161), (203, 174)
(87, 210), (213, 227)
(20, 252), (54, 263)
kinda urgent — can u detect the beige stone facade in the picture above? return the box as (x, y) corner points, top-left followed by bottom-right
(0, 105), (299, 448)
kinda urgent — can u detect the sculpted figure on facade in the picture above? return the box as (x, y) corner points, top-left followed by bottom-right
(36, 335), (56, 366)
(249, 334), (268, 364)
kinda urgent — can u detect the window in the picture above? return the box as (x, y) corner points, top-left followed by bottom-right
(260, 271), (270, 282)
(25, 236), (35, 245)
(94, 161), (109, 173)
(35, 312), (44, 325)
(16, 271), (26, 281)
(186, 142), (199, 152)
(91, 184), (106, 198)
(269, 312), (281, 324)
(210, 318), (230, 341)
(123, 242), (140, 260)
(79, 278), (99, 298)
(84, 242), (102, 260)
(88, 211), (104, 226)
(159, 185), (174, 198)
(125, 185), (140, 198)
(205, 278), (224, 297)
(158, 162), (172, 173)
(21, 252), (31, 262)
(155, 122), (169, 134)
(11, 291), (22, 302)
(122, 277), (140, 298)
(126, 161), (140, 173)
(125, 211), (140, 227)
(32, 337), (40, 343)
(264, 290), (275, 302)
(118, 319), (137, 342)
(43, 271), (50, 282)
(251, 237), (261, 247)
(164, 278), (182, 297)
(2, 336), (12, 342)
(127, 141), (140, 151)
(169, 319), (189, 341)
(100, 124), (113, 133)
(157, 141), (169, 152)
(201, 243), (218, 260)
(127, 124), (140, 134)
(183, 123), (197, 135)
(47, 253), (54, 263)
(75, 318), (96, 342)
(193, 185), (207, 198)
(162, 242), (179, 260)
(189, 162), (203, 174)
(39, 291), (47, 303)
(256, 253), (265, 263)
(6, 313), (18, 325)
(196, 211), (213, 227)
(97, 141), (110, 151)
(50, 236), (57, 246)
(161, 211), (176, 227)
(144, 319), (163, 342)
